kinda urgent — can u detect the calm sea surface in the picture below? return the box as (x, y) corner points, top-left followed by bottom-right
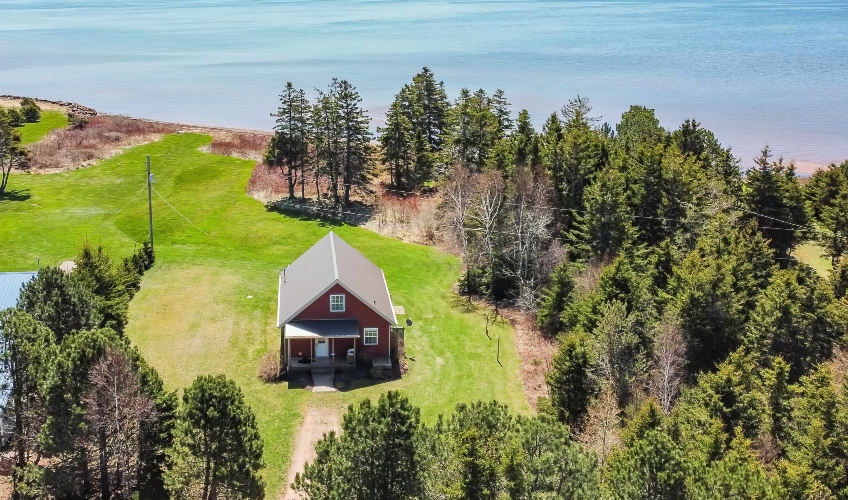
(1, 0), (846, 169)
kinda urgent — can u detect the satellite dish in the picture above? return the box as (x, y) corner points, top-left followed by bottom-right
(406, 318), (413, 327)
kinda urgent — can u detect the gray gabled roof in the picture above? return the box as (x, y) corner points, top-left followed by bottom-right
(0, 272), (37, 311)
(276, 232), (397, 327)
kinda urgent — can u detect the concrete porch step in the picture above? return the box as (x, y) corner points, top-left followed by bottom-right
(310, 369), (337, 393)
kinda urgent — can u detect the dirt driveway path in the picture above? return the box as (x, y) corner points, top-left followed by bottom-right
(281, 406), (342, 500)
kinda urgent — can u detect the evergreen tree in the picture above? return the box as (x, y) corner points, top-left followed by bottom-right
(267, 82), (310, 200)
(165, 375), (264, 500)
(447, 89), (500, 172)
(605, 428), (686, 500)
(313, 80), (344, 204)
(669, 215), (774, 372)
(19, 97), (41, 123)
(687, 431), (784, 500)
(547, 332), (597, 427)
(559, 97), (607, 230)
(819, 191), (848, 265)
(74, 243), (133, 334)
(336, 79), (374, 206)
(778, 366), (847, 499)
(536, 260), (577, 333)
(744, 146), (809, 260)
(0, 310), (55, 497)
(505, 416), (600, 499)
(378, 99), (413, 188)
(0, 113), (27, 195)
(296, 391), (422, 500)
(540, 112), (566, 210)
(670, 119), (741, 196)
(583, 166), (633, 257)
(409, 67), (450, 155)
(16, 266), (102, 342)
(745, 264), (842, 378)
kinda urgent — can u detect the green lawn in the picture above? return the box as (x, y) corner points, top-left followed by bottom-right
(795, 242), (833, 276)
(17, 110), (68, 145)
(0, 133), (529, 495)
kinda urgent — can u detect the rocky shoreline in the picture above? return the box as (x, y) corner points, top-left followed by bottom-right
(0, 95), (97, 116)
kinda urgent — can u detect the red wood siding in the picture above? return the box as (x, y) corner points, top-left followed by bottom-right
(294, 283), (391, 357)
(289, 338), (312, 361)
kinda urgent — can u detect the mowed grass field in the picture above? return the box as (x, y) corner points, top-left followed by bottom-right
(17, 110), (68, 145)
(795, 241), (833, 276)
(0, 133), (529, 495)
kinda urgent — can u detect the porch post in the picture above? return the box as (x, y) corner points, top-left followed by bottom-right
(310, 339), (313, 361)
(331, 338), (335, 365)
(279, 326), (286, 376)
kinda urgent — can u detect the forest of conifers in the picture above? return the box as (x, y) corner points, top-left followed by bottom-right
(272, 69), (848, 499)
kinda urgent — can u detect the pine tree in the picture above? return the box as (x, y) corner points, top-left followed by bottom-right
(0, 310), (55, 497)
(16, 266), (102, 342)
(165, 375), (264, 500)
(295, 391), (422, 500)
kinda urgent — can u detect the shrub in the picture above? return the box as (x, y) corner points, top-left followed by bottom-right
(257, 350), (280, 382)
(67, 112), (89, 130)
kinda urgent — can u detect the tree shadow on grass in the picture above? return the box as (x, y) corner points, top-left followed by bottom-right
(334, 365), (399, 392)
(0, 189), (32, 203)
(265, 198), (373, 227)
(266, 204), (345, 228)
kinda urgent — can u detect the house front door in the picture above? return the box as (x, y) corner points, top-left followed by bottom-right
(315, 338), (329, 358)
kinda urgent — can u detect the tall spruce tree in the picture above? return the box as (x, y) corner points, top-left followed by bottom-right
(379, 99), (413, 188)
(267, 82), (310, 200)
(744, 146), (808, 261)
(336, 79), (374, 206)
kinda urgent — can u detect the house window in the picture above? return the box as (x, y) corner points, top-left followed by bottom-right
(330, 294), (345, 312)
(364, 327), (378, 346)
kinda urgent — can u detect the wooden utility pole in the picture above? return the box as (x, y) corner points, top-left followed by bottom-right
(146, 154), (154, 252)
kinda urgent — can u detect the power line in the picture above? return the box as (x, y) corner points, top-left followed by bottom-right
(152, 188), (236, 250)
(97, 184), (148, 231)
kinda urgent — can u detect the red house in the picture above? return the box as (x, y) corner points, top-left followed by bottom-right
(277, 232), (397, 371)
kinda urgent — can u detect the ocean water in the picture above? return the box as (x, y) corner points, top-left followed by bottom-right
(1, 0), (846, 170)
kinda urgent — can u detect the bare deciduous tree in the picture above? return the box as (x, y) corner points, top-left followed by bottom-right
(578, 384), (620, 474)
(506, 168), (553, 310)
(649, 312), (687, 414)
(441, 164), (476, 261)
(467, 170), (505, 270)
(83, 348), (157, 500)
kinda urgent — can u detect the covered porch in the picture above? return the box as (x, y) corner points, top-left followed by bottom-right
(284, 319), (359, 370)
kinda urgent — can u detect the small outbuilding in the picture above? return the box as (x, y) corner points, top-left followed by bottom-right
(277, 232), (397, 372)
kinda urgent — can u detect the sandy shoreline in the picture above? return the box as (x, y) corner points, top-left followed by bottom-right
(1, 95), (836, 174)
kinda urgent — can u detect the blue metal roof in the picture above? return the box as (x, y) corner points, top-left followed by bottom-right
(0, 272), (37, 311)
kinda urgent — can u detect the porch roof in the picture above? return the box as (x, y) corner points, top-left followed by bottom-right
(286, 319), (359, 339)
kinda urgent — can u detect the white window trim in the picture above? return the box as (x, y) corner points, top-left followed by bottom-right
(330, 294), (345, 313)
(363, 327), (379, 346)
